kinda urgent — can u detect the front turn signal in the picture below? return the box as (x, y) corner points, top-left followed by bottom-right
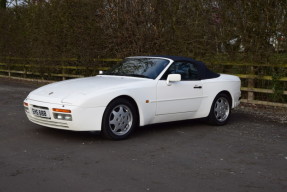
(52, 108), (71, 113)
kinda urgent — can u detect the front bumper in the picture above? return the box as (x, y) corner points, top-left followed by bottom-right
(24, 98), (106, 131)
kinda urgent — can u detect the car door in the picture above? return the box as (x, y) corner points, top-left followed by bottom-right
(156, 62), (203, 115)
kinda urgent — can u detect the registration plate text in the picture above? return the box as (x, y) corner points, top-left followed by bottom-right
(32, 108), (50, 118)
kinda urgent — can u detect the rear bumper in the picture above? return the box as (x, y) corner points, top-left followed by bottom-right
(24, 98), (106, 131)
(232, 90), (241, 108)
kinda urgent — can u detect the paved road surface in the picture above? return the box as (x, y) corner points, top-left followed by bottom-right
(0, 78), (287, 192)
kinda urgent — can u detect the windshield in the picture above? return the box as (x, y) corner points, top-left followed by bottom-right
(104, 58), (170, 79)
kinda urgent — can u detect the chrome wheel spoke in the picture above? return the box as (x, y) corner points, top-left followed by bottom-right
(214, 97), (230, 122)
(214, 105), (220, 113)
(109, 104), (133, 136)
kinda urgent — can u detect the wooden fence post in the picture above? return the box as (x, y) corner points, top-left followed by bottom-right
(23, 63), (27, 78)
(8, 63), (11, 77)
(247, 66), (254, 101)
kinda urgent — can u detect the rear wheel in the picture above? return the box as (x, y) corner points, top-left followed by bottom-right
(207, 93), (231, 125)
(101, 98), (138, 140)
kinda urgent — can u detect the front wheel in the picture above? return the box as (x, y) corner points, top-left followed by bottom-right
(101, 98), (138, 140)
(207, 93), (231, 125)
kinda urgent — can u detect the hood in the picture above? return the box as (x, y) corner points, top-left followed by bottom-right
(28, 75), (149, 104)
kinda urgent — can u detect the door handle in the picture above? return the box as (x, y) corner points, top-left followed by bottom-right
(194, 85), (202, 89)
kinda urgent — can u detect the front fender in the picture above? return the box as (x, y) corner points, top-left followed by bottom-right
(70, 82), (158, 126)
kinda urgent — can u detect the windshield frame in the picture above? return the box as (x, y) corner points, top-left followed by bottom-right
(102, 56), (173, 80)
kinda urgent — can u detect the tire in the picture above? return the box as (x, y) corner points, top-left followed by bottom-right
(207, 93), (231, 125)
(101, 98), (138, 140)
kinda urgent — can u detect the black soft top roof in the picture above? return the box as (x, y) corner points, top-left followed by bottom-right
(150, 55), (220, 80)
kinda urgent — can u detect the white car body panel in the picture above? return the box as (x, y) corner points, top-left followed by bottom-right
(24, 56), (241, 132)
(156, 80), (203, 115)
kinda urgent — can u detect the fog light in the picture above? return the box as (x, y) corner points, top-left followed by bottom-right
(64, 116), (72, 120)
(53, 113), (72, 121)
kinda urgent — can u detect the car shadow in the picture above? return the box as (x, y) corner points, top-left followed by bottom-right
(32, 118), (205, 141)
(133, 118), (209, 138)
(32, 112), (242, 141)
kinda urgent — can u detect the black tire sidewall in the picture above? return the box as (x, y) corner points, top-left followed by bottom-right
(208, 93), (231, 125)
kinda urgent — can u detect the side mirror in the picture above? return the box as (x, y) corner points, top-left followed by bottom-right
(167, 74), (181, 86)
(99, 70), (103, 75)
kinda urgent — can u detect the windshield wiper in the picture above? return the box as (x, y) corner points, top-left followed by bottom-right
(103, 73), (150, 79)
(104, 72), (123, 76)
(125, 74), (150, 79)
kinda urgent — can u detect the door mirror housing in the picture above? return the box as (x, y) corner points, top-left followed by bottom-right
(167, 74), (181, 86)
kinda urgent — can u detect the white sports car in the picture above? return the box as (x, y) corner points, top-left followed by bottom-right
(24, 56), (241, 140)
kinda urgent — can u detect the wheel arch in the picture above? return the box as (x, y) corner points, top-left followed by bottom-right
(217, 90), (233, 107)
(206, 90), (232, 125)
(107, 95), (140, 126)
(205, 90), (233, 117)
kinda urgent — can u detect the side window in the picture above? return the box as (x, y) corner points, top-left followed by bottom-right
(161, 62), (199, 80)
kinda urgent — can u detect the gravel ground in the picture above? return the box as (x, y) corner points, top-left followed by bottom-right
(235, 103), (287, 124)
